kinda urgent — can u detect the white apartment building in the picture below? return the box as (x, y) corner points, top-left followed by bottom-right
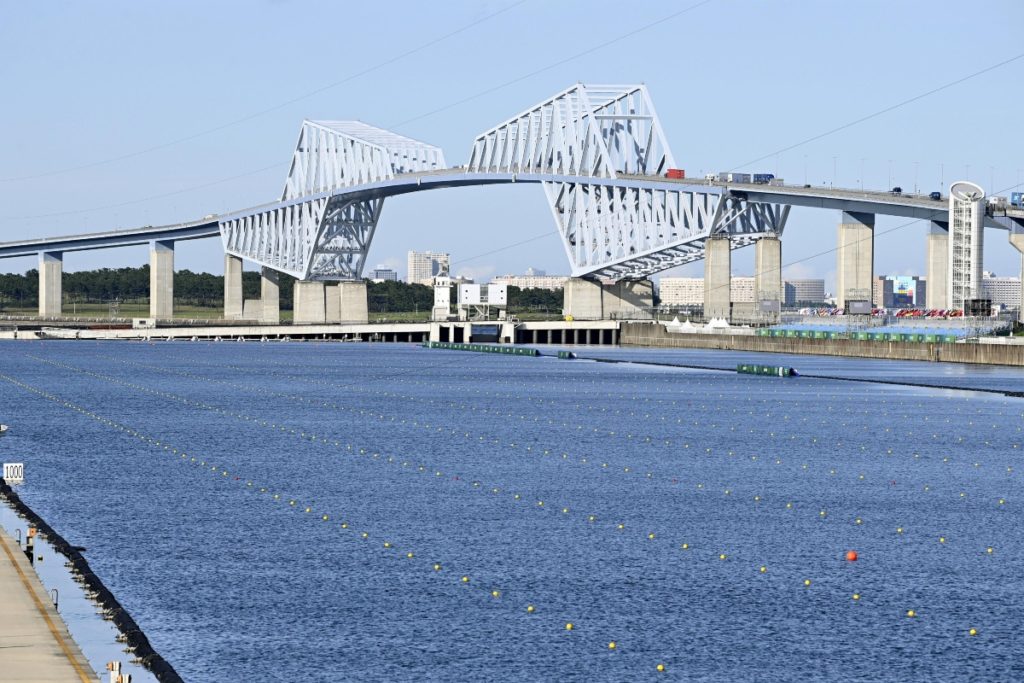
(659, 277), (755, 306)
(981, 272), (1022, 309)
(407, 251), (450, 285)
(491, 274), (569, 291)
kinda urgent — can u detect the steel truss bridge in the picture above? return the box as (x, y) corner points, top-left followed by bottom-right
(0, 83), (1020, 284)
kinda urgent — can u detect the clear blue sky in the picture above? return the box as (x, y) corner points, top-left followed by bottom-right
(1, 0), (1022, 292)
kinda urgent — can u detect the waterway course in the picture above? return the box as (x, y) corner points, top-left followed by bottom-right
(0, 340), (1021, 681)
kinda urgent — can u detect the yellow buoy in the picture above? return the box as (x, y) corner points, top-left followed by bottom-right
(906, 609), (916, 618)
(656, 663), (666, 673)
(565, 622), (574, 631)
(759, 566), (767, 573)
(608, 641), (617, 650)
(461, 576), (469, 583)
(852, 593), (860, 601)
(719, 553), (727, 560)
(433, 563), (442, 571)
(491, 590), (500, 598)
(648, 533), (656, 540)
(406, 552), (414, 559)
(681, 543), (689, 550)
(804, 579), (812, 587)
(969, 627), (977, 636)
(526, 605), (535, 613)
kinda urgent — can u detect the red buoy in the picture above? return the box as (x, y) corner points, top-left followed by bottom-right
(845, 550), (858, 562)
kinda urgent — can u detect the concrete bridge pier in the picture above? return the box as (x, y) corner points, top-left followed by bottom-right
(836, 211), (874, 309)
(224, 254), (244, 319)
(563, 278), (653, 320)
(260, 268), (280, 324)
(38, 251), (62, 317)
(1010, 224), (1024, 323)
(703, 235), (731, 320)
(927, 221), (949, 309)
(150, 240), (174, 319)
(293, 281), (326, 324)
(753, 235), (781, 319)
(293, 280), (369, 324)
(334, 281), (368, 323)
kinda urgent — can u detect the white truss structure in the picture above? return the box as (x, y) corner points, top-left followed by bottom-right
(467, 84), (787, 279)
(468, 84), (674, 177)
(222, 121), (445, 280)
(219, 85), (787, 282)
(544, 184), (789, 279)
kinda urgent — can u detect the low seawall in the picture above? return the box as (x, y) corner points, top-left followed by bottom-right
(619, 322), (1024, 367)
(0, 480), (183, 682)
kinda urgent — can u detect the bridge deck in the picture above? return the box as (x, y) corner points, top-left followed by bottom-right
(0, 169), (1014, 260)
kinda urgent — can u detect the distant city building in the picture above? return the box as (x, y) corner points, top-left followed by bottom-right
(659, 276), (754, 306)
(368, 266), (398, 283)
(407, 251), (450, 285)
(492, 272), (569, 291)
(783, 279), (826, 306)
(873, 275), (926, 308)
(981, 271), (1021, 309)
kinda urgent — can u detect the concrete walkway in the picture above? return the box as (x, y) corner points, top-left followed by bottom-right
(0, 529), (95, 682)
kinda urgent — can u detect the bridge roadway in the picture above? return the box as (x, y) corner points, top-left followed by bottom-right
(0, 168), (1016, 260)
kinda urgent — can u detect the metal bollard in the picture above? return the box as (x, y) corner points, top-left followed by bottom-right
(106, 660), (120, 683)
(25, 527), (36, 564)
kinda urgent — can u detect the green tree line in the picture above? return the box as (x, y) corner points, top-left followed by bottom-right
(0, 266), (563, 312)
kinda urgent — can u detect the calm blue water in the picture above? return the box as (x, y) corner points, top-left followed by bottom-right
(0, 340), (1022, 681)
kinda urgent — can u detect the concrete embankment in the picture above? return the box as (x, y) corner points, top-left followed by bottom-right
(619, 322), (1024, 367)
(0, 527), (95, 682)
(0, 480), (183, 682)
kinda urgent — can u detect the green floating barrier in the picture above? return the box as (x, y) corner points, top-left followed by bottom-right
(424, 341), (539, 356)
(736, 364), (796, 377)
(557, 351), (577, 359)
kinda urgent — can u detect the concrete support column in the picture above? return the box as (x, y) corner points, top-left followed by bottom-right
(260, 267), (280, 324)
(324, 284), (342, 323)
(754, 236), (782, 317)
(38, 252), (62, 318)
(926, 221), (949, 309)
(704, 235), (731, 320)
(336, 281), (368, 323)
(1010, 226), (1024, 323)
(224, 254), (243, 319)
(563, 278), (604, 320)
(293, 281), (326, 324)
(606, 280), (654, 320)
(836, 211), (874, 309)
(149, 240), (174, 319)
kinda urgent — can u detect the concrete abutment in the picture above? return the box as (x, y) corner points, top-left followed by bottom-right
(562, 278), (653, 320)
